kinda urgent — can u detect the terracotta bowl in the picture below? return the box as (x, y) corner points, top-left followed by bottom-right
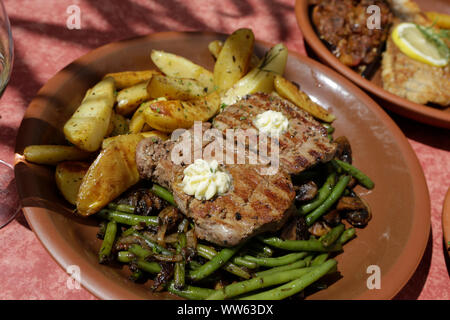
(295, 0), (450, 129)
(14, 32), (430, 300)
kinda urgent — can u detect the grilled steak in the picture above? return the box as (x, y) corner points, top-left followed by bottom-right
(136, 93), (336, 246)
(136, 122), (296, 246)
(212, 93), (337, 175)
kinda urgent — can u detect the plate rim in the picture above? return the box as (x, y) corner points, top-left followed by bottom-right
(295, 0), (450, 129)
(15, 31), (430, 300)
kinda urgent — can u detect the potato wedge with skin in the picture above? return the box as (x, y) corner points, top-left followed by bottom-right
(140, 130), (168, 141)
(221, 43), (288, 106)
(24, 145), (92, 165)
(274, 75), (336, 122)
(64, 77), (115, 152)
(147, 75), (207, 100)
(110, 112), (129, 136)
(103, 70), (161, 90)
(76, 134), (144, 216)
(102, 131), (168, 149)
(55, 161), (90, 205)
(208, 40), (223, 60)
(143, 90), (221, 133)
(116, 81), (151, 115)
(151, 50), (214, 92)
(213, 28), (255, 90)
(129, 97), (167, 133)
(209, 40), (260, 68)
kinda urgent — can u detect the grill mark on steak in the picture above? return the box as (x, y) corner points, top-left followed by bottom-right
(213, 93), (336, 175)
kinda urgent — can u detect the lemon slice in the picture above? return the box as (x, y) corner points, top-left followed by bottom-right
(392, 22), (449, 67)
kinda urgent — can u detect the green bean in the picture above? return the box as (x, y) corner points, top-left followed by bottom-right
(135, 260), (162, 274)
(260, 237), (342, 252)
(242, 252), (308, 267)
(99, 220), (117, 263)
(247, 241), (274, 257)
(310, 253), (329, 266)
(320, 224), (345, 248)
(254, 259), (308, 277)
(322, 123), (335, 134)
(303, 255), (313, 265)
(174, 260), (186, 289)
(132, 231), (174, 256)
(117, 251), (134, 263)
(151, 184), (176, 205)
(130, 269), (144, 282)
(97, 209), (159, 227)
(190, 244), (244, 281)
(207, 266), (319, 300)
(196, 244), (251, 279)
(97, 221), (107, 239)
(189, 260), (203, 270)
(174, 228), (187, 289)
(121, 226), (138, 237)
(240, 259), (337, 300)
(167, 282), (215, 300)
(232, 256), (258, 269)
(107, 203), (135, 214)
(299, 172), (336, 215)
(338, 228), (356, 245)
(128, 244), (153, 259)
(305, 175), (351, 226)
(332, 159), (374, 189)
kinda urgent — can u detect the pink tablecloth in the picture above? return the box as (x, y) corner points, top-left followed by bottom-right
(0, 0), (448, 300)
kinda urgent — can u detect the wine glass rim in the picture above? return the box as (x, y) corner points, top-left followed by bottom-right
(0, 159), (13, 169)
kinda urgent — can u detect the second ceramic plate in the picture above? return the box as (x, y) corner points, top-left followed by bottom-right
(295, 0), (450, 129)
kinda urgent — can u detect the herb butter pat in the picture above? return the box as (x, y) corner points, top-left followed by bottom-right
(253, 110), (289, 136)
(181, 159), (231, 200)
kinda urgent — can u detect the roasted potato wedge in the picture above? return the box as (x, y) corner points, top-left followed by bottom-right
(24, 145), (92, 165)
(151, 50), (214, 92)
(129, 97), (167, 133)
(274, 75), (336, 122)
(147, 75), (207, 100)
(102, 131), (168, 149)
(103, 70), (161, 89)
(116, 81), (151, 115)
(63, 77), (116, 152)
(76, 134), (144, 216)
(221, 43), (288, 106)
(110, 112), (129, 136)
(213, 28), (255, 91)
(143, 91), (221, 133)
(209, 40), (260, 68)
(55, 161), (90, 205)
(208, 40), (223, 60)
(140, 130), (169, 140)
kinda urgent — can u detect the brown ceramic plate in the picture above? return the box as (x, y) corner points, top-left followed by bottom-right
(15, 31), (430, 300)
(295, 0), (450, 129)
(443, 187), (450, 257)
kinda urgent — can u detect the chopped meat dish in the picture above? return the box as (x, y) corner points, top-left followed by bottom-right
(311, 0), (393, 75)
